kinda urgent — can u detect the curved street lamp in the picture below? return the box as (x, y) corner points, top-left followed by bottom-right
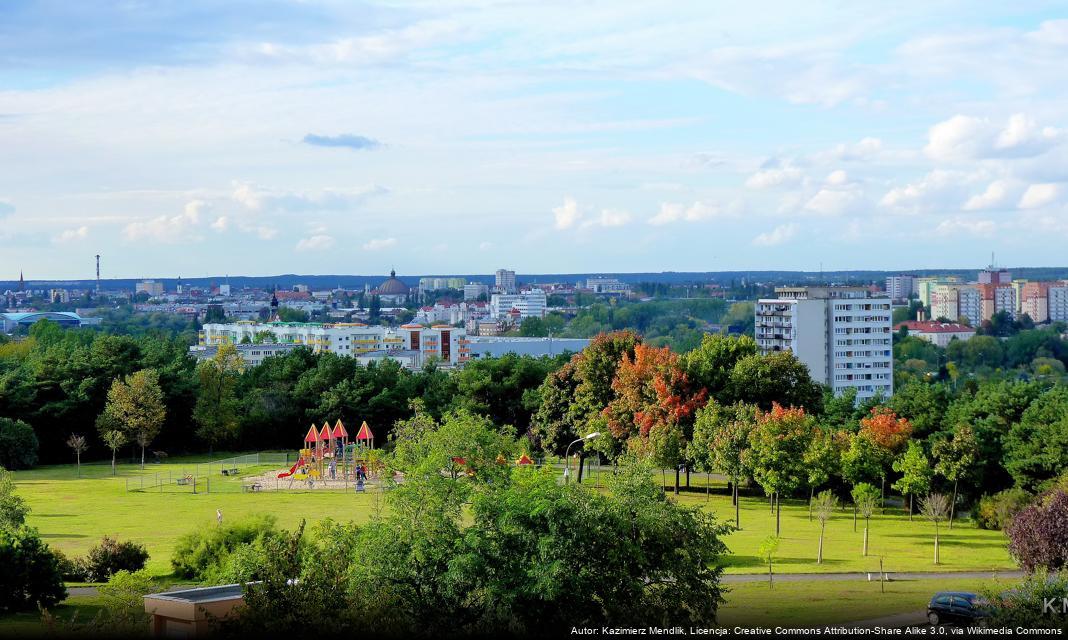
(563, 432), (601, 484)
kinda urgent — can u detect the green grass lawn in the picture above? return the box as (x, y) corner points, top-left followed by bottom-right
(719, 576), (1019, 626)
(14, 457), (1014, 579)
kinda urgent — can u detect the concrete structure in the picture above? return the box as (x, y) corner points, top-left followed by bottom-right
(1050, 285), (1068, 323)
(135, 280), (165, 297)
(958, 285), (981, 326)
(930, 285), (962, 323)
(143, 584), (247, 637)
(980, 283), (1016, 322)
(756, 286), (893, 401)
(189, 342), (303, 366)
(49, 288), (70, 304)
(463, 283), (489, 301)
(490, 290), (547, 319)
(979, 268), (1011, 286)
(894, 320), (976, 347)
(917, 276), (963, 307)
(494, 269), (517, 294)
(198, 321), (469, 367)
(372, 270), (411, 305)
(586, 277), (632, 295)
(885, 275), (917, 301)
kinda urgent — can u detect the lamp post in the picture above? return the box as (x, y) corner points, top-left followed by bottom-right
(563, 432), (601, 484)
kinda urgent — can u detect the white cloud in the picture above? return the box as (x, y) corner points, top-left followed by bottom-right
(479, 241), (493, 251)
(934, 216), (996, 237)
(122, 200), (204, 243)
(1018, 183), (1061, 209)
(816, 137), (884, 163)
(362, 237), (397, 251)
(803, 188), (861, 216)
(587, 209), (631, 228)
(295, 235), (335, 251)
(210, 216), (229, 232)
(880, 169), (983, 214)
(745, 165), (803, 189)
(52, 226), (89, 244)
(553, 197), (581, 230)
(962, 180), (1013, 211)
(232, 182), (387, 213)
(752, 223), (799, 246)
(648, 201), (720, 225)
(925, 114), (1062, 162)
(825, 170), (849, 186)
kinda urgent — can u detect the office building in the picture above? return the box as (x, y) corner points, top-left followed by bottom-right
(490, 290), (547, 319)
(755, 286), (893, 401)
(495, 269), (517, 294)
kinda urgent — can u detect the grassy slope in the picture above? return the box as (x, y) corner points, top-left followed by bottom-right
(16, 457), (1013, 578)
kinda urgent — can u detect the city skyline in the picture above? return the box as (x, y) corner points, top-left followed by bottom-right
(2, 2), (1068, 278)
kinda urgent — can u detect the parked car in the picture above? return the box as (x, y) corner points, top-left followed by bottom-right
(927, 591), (990, 626)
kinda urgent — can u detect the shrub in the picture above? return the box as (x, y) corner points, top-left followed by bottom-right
(0, 418), (39, 470)
(981, 570), (1068, 629)
(52, 549), (88, 582)
(81, 537), (150, 582)
(0, 526), (67, 612)
(98, 569), (155, 630)
(1007, 489), (1068, 573)
(975, 488), (1032, 530)
(0, 466), (29, 530)
(171, 514), (279, 581)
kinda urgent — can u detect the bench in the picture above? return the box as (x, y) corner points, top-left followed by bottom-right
(242, 483), (263, 493)
(177, 475), (193, 486)
(221, 468), (240, 476)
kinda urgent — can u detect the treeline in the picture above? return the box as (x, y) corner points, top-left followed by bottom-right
(895, 325), (1068, 384)
(0, 320), (568, 465)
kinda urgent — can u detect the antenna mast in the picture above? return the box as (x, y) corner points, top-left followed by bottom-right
(95, 255), (101, 293)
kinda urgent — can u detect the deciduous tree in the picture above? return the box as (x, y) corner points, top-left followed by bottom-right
(892, 441), (932, 520)
(101, 369), (166, 470)
(744, 404), (816, 536)
(932, 425), (978, 528)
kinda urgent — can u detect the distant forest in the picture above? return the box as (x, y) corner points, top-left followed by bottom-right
(7, 266), (1068, 292)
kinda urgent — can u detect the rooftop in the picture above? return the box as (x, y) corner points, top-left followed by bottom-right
(895, 320), (976, 334)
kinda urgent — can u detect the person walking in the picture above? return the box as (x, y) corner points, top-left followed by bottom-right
(216, 509), (223, 526)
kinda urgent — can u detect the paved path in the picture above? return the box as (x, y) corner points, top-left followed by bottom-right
(721, 570), (1022, 584)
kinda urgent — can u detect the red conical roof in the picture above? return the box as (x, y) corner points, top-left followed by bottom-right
(332, 419), (348, 439)
(355, 421), (374, 441)
(319, 424), (331, 441)
(304, 424), (319, 443)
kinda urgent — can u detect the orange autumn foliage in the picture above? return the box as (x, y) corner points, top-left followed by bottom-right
(603, 344), (707, 440)
(858, 406), (913, 453)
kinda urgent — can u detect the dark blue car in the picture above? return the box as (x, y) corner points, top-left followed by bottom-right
(927, 591), (989, 626)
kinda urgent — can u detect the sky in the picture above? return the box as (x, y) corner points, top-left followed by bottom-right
(2, 1), (1068, 279)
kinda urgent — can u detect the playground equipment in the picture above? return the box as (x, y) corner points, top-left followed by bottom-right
(276, 419), (376, 486)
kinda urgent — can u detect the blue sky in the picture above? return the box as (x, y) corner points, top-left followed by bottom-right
(2, 1), (1068, 279)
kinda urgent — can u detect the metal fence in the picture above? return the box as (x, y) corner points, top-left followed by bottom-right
(124, 452), (294, 493)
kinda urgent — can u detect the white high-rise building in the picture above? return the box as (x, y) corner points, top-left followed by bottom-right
(755, 286), (893, 401)
(885, 275), (917, 301)
(490, 290), (547, 319)
(463, 283), (490, 301)
(495, 269), (517, 294)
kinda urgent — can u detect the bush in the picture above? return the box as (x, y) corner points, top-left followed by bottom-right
(81, 537), (149, 582)
(52, 549), (88, 582)
(98, 569), (155, 630)
(0, 466), (29, 530)
(0, 418), (39, 470)
(171, 514), (279, 581)
(0, 526), (67, 612)
(975, 488), (1032, 530)
(1007, 489), (1068, 573)
(981, 570), (1068, 629)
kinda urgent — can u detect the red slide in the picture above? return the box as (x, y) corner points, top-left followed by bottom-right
(277, 457), (305, 479)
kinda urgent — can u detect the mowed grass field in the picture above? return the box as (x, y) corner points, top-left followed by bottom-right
(14, 456), (1015, 578)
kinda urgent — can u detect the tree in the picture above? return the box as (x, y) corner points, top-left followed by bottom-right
(604, 344), (707, 494)
(841, 432), (884, 489)
(931, 425), (978, 528)
(571, 331), (642, 459)
(812, 490), (837, 564)
(0, 526), (66, 613)
(691, 402), (756, 528)
(101, 369), (167, 470)
(66, 434), (88, 478)
(0, 468), (29, 531)
(892, 441), (932, 520)
(744, 404), (816, 536)
(193, 343), (244, 453)
(529, 362), (581, 456)
(683, 334), (757, 401)
(101, 430), (127, 476)
(1006, 489), (1068, 573)
(803, 430), (839, 521)
(0, 418), (39, 470)
(919, 493), (950, 565)
(757, 536), (780, 588)
(727, 351), (823, 412)
(851, 483), (880, 556)
(1003, 386), (1068, 493)
(859, 406), (913, 500)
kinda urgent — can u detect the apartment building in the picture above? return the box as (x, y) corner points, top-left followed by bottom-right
(931, 284), (961, 322)
(756, 286), (893, 401)
(1050, 285), (1068, 323)
(586, 277), (632, 295)
(463, 283), (489, 301)
(884, 275), (917, 301)
(494, 269), (517, 294)
(198, 321), (469, 367)
(1020, 282), (1051, 323)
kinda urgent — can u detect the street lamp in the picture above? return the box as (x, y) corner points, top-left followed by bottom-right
(563, 432), (601, 484)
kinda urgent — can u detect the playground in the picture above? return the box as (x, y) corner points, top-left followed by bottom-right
(265, 419), (387, 491)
